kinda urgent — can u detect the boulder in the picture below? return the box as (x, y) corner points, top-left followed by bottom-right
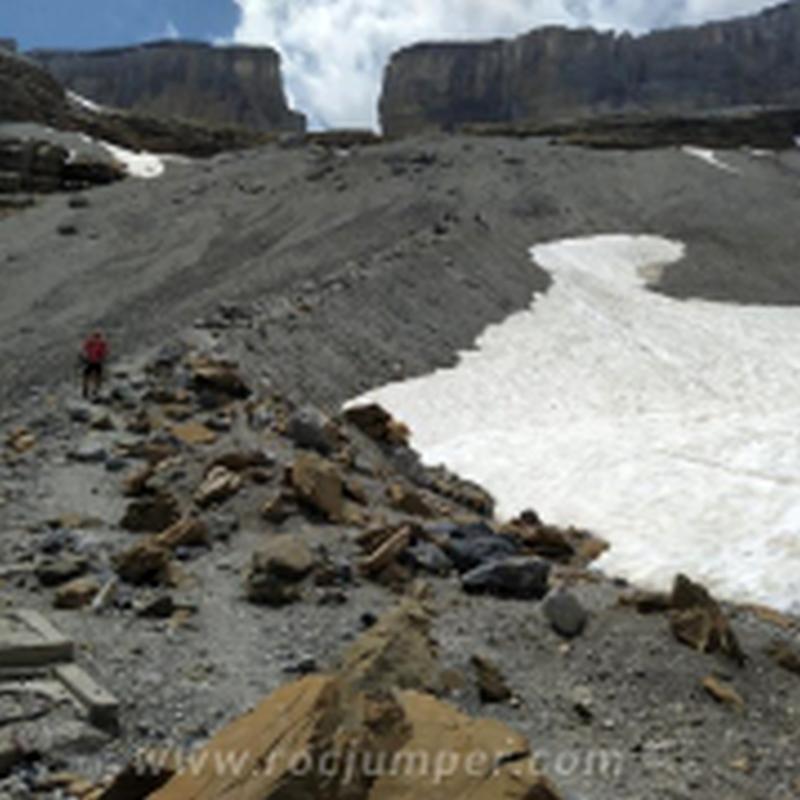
(36, 555), (88, 587)
(338, 599), (442, 695)
(702, 674), (745, 711)
(113, 538), (171, 585)
(245, 536), (316, 606)
(189, 359), (250, 400)
(439, 521), (519, 572)
(462, 557), (550, 600)
(669, 574), (745, 664)
(68, 439), (109, 463)
(386, 482), (436, 518)
(5, 427), (36, 453)
(170, 420), (217, 446)
(149, 598), (562, 800)
(157, 516), (209, 550)
(120, 492), (181, 533)
(53, 576), (101, 609)
(286, 405), (338, 454)
(471, 655), (512, 703)
(261, 488), (299, 524)
(194, 466), (242, 508)
(405, 541), (453, 576)
(418, 465), (495, 516)
(289, 452), (344, 522)
(543, 588), (588, 639)
(767, 640), (800, 676)
(343, 402), (410, 446)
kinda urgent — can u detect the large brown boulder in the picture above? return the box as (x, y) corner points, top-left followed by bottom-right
(290, 452), (345, 523)
(245, 536), (316, 606)
(113, 599), (564, 799)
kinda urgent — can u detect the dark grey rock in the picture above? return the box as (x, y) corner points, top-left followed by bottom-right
(462, 557), (550, 600)
(405, 541), (453, 576)
(68, 439), (108, 463)
(441, 521), (519, 573)
(286, 405), (338, 454)
(543, 588), (588, 638)
(35, 555), (88, 587)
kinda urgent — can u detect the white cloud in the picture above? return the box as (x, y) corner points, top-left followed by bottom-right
(163, 19), (181, 40)
(232, 0), (778, 129)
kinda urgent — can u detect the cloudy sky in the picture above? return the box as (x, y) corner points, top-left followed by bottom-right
(1, 0), (781, 128)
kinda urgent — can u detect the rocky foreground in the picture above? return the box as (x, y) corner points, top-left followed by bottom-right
(1, 330), (799, 800)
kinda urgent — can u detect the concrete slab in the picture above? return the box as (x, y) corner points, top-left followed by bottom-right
(0, 610), (118, 733)
(54, 663), (119, 732)
(0, 609), (74, 666)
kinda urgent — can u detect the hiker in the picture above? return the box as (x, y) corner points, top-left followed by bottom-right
(81, 330), (108, 400)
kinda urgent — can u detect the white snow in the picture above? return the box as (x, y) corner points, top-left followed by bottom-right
(98, 141), (166, 179)
(682, 146), (739, 174)
(352, 234), (800, 612)
(67, 90), (107, 114)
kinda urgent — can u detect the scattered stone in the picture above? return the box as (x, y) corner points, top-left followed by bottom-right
(405, 541), (453, 576)
(157, 516), (209, 550)
(5, 427), (36, 453)
(66, 402), (93, 423)
(543, 588), (588, 638)
(702, 674), (745, 711)
(170, 420), (217, 446)
(135, 594), (176, 619)
(358, 526), (413, 577)
(261, 488), (299, 524)
(669, 574), (745, 664)
(462, 557), (550, 600)
(206, 511), (240, 542)
(286, 405), (338, 454)
(418, 465), (495, 516)
(245, 536), (316, 606)
(619, 589), (673, 614)
(194, 465), (242, 508)
(343, 402), (410, 446)
(471, 654), (512, 703)
(440, 521), (520, 572)
(766, 640), (800, 676)
(36, 555), (88, 587)
(189, 358), (250, 400)
(208, 449), (273, 473)
(122, 463), (155, 496)
(113, 538), (171, 585)
(90, 577), (119, 613)
(289, 452), (344, 522)
(68, 438), (109, 464)
(386, 482), (436, 518)
(53, 576), (101, 609)
(120, 492), (181, 533)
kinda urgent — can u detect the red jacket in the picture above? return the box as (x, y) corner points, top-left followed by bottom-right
(83, 336), (108, 365)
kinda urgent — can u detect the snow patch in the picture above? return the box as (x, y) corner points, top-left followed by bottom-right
(67, 90), (107, 114)
(352, 234), (800, 612)
(682, 146), (739, 174)
(98, 141), (165, 179)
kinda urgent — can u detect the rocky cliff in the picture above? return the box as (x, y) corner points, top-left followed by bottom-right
(31, 40), (306, 133)
(0, 48), (70, 128)
(380, 0), (800, 136)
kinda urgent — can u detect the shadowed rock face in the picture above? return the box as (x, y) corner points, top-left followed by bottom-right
(380, 0), (800, 136)
(31, 40), (306, 133)
(0, 49), (69, 127)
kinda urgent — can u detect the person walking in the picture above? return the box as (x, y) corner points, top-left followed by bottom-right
(81, 330), (109, 400)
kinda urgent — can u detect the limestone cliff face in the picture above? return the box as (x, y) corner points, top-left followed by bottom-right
(380, 1), (800, 136)
(31, 40), (306, 133)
